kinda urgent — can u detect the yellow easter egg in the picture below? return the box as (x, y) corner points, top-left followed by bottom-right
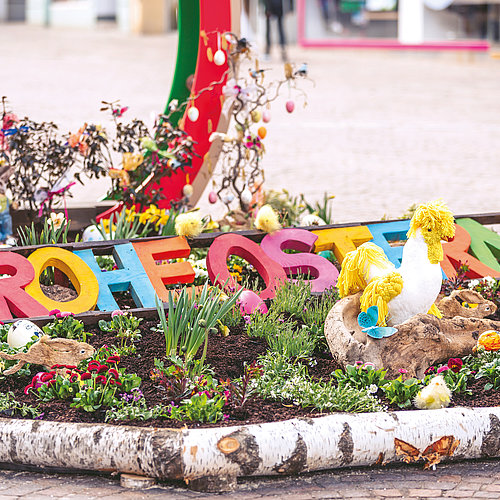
(251, 110), (261, 123)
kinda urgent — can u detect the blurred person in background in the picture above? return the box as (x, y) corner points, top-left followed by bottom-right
(263, 0), (288, 61)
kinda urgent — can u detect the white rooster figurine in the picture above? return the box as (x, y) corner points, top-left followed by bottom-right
(338, 200), (455, 326)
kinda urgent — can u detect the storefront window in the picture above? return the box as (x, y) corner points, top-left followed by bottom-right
(304, 0), (398, 40)
(299, 0), (499, 47)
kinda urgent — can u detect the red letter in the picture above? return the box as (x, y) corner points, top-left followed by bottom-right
(442, 224), (500, 279)
(206, 234), (286, 300)
(0, 252), (49, 320)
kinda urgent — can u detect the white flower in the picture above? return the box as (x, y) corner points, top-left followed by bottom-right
(468, 279), (480, 289)
(483, 276), (497, 288)
(368, 384), (378, 394)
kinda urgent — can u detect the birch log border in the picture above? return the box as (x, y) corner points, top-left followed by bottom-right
(1, 407), (500, 481)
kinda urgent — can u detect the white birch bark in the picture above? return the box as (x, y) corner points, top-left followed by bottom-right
(0, 407), (499, 481)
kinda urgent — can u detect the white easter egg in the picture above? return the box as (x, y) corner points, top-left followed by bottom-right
(182, 184), (194, 198)
(222, 193), (234, 204)
(300, 214), (327, 226)
(187, 106), (200, 122)
(7, 320), (43, 349)
(241, 187), (253, 205)
(214, 50), (226, 66)
(82, 225), (104, 242)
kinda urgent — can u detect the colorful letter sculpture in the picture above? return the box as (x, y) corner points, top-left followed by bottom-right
(260, 228), (338, 293)
(0, 214), (498, 321)
(74, 243), (157, 311)
(133, 238), (195, 302)
(206, 233), (287, 300)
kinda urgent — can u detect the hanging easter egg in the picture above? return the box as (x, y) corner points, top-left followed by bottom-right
(82, 225), (105, 242)
(241, 187), (253, 205)
(239, 290), (268, 315)
(214, 49), (226, 66)
(187, 106), (200, 122)
(257, 126), (267, 139)
(251, 110), (261, 123)
(286, 100), (295, 113)
(7, 320), (43, 349)
(182, 184), (194, 198)
(222, 193), (234, 204)
(262, 110), (271, 123)
(208, 191), (218, 204)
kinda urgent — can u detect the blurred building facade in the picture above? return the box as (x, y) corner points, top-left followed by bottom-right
(0, 0), (498, 47)
(0, 0), (179, 32)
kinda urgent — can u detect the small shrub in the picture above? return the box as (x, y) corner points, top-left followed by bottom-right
(43, 315), (89, 342)
(333, 362), (388, 391)
(256, 352), (384, 413)
(99, 311), (142, 355)
(266, 324), (317, 360)
(382, 377), (422, 408)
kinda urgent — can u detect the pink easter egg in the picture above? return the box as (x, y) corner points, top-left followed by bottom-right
(238, 290), (268, 315)
(208, 191), (218, 204)
(262, 110), (271, 123)
(286, 100), (295, 113)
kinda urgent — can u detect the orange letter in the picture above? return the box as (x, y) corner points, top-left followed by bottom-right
(132, 238), (195, 302)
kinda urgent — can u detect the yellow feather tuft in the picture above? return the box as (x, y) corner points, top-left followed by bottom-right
(175, 212), (203, 238)
(360, 272), (403, 326)
(255, 204), (281, 233)
(414, 375), (451, 410)
(407, 200), (455, 240)
(337, 242), (392, 298)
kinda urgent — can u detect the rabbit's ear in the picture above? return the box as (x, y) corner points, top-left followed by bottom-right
(459, 290), (484, 304)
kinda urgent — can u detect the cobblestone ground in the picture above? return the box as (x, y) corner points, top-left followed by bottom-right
(1, 24), (499, 223)
(0, 459), (500, 499)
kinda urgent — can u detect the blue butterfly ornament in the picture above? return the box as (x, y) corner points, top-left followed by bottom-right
(357, 306), (398, 339)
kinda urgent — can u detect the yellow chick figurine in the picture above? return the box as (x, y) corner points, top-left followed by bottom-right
(254, 204), (281, 233)
(175, 212), (203, 238)
(414, 375), (451, 410)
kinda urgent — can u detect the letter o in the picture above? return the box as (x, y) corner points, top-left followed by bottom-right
(25, 247), (99, 313)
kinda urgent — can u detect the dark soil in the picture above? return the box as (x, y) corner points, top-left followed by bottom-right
(2, 277), (499, 427)
(0, 320), (341, 428)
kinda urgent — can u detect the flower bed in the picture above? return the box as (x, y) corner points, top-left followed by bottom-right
(1, 276), (499, 428)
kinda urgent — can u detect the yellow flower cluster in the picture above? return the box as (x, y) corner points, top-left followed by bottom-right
(126, 205), (170, 227)
(229, 264), (244, 283)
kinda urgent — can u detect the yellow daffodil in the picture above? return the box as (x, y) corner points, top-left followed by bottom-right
(157, 211), (170, 226)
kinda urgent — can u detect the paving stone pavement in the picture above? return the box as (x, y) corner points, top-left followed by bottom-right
(0, 24), (499, 223)
(0, 459), (500, 499)
(1, 21), (500, 500)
